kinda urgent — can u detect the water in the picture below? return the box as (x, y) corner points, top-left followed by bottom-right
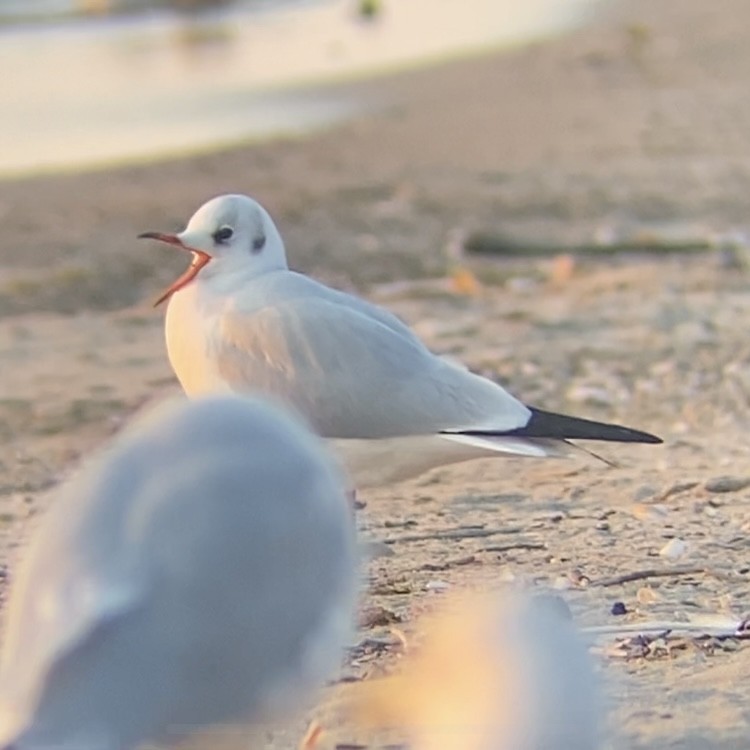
(0, 0), (601, 178)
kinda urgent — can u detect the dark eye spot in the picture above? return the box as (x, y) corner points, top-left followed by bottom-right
(252, 234), (266, 253)
(212, 226), (233, 244)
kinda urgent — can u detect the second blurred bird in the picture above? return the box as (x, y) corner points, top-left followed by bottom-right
(356, 589), (600, 750)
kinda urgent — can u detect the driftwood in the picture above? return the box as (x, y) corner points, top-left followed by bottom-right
(583, 618), (749, 638)
(383, 526), (522, 545)
(591, 565), (713, 587)
(463, 232), (713, 258)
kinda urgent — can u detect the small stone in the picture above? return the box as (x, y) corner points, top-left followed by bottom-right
(450, 266), (482, 296)
(358, 605), (402, 629)
(568, 569), (591, 588)
(659, 538), (687, 560)
(720, 639), (740, 652)
(611, 601), (628, 616)
(548, 253), (576, 285)
(425, 579), (450, 592)
(704, 476), (750, 493)
(632, 503), (669, 522)
(633, 484), (659, 502)
(637, 587), (660, 604)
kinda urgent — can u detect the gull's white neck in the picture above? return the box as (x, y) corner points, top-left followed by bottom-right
(163, 247), (288, 395)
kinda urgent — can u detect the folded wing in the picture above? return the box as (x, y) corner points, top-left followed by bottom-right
(215, 297), (531, 440)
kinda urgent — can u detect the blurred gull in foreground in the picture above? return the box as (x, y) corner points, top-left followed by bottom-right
(0, 395), (358, 750)
(139, 194), (661, 488)
(356, 590), (600, 750)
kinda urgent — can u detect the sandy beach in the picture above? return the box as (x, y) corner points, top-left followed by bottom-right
(3, 0), (750, 747)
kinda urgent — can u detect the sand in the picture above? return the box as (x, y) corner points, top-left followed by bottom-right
(2, 0), (750, 747)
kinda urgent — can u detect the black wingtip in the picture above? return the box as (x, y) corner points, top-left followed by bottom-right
(506, 407), (663, 444)
(451, 407), (663, 444)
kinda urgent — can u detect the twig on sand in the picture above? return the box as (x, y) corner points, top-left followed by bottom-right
(484, 541), (546, 553)
(583, 619), (749, 638)
(419, 554), (477, 572)
(383, 526), (523, 545)
(591, 566), (714, 587)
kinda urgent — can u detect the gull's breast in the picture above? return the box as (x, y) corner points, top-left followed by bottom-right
(165, 285), (229, 396)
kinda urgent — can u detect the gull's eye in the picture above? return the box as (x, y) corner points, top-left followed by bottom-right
(212, 226), (234, 244)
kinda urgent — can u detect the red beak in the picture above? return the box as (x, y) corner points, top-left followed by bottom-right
(138, 231), (212, 307)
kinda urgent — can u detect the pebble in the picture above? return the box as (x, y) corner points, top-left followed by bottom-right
(637, 587), (661, 604)
(633, 484), (659, 502)
(659, 538), (687, 560)
(425, 579), (450, 592)
(567, 569), (591, 588)
(632, 503), (669, 522)
(358, 605), (402, 629)
(704, 476), (750, 493)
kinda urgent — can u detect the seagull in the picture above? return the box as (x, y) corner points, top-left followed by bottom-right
(0, 395), (358, 750)
(355, 590), (600, 750)
(139, 194), (661, 488)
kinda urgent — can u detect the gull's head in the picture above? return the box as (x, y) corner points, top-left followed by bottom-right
(138, 194), (288, 306)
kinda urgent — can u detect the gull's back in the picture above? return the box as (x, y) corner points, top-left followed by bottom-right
(0, 396), (356, 750)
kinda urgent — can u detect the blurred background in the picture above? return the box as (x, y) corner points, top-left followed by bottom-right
(1, 0), (598, 176)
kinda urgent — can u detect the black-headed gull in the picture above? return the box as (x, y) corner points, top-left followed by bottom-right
(139, 194), (661, 487)
(0, 395), (357, 750)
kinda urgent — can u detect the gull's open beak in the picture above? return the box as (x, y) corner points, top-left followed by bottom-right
(138, 231), (212, 307)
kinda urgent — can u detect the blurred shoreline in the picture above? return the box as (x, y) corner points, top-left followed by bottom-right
(1, 0), (599, 178)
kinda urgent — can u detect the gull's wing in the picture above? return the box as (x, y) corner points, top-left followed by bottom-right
(215, 296), (531, 439)
(236, 269), (433, 346)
